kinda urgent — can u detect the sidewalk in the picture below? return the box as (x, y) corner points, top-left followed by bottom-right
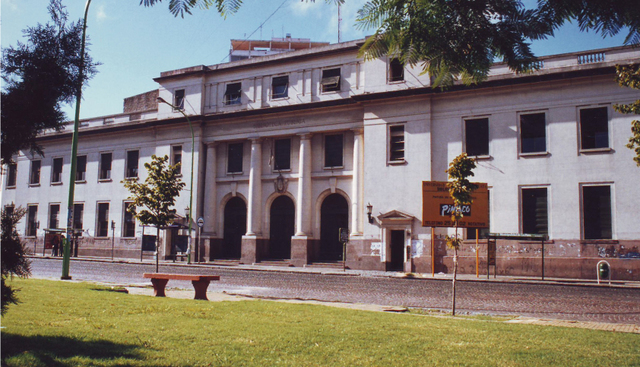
(31, 253), (640, 289)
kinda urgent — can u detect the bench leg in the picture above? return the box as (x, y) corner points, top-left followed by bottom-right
(192, 279), (211, 300)
(151, 278), (169, 297)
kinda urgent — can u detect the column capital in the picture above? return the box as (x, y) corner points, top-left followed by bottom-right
(249, 137), (263, 144)
(297, 132), (313, 140)
(351, 127), (364, 135)
(206, 141), (219, 148)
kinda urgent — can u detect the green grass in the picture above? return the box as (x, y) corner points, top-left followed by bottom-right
(2, 279), (639, 367)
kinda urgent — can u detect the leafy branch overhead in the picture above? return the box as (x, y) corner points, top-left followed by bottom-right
(356, 0), (640, 86)
(614, 64), (640, 167)
(138, 0), (343, 18)
(122, 155), (185, 228)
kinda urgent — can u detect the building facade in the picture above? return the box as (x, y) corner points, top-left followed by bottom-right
(3, 39), (640, 280)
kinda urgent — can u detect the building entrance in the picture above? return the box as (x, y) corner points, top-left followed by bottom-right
(222, 197), (246, 259)
(320, 194), (349, 261)
(269, 196), (295, 259)
(388, 230), (405, 271)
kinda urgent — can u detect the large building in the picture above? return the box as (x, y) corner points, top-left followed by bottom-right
(3, 39), (639, 280)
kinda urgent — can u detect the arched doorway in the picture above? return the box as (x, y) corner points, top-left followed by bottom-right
(222, 197), (246, 259)
(269, 196), (295, 259)
(320, 194), (349, 261)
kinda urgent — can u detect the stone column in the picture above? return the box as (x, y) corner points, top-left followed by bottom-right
(351, 128), (364, 236)
(296, 133), (312, 236)
(246, 138), (262, 236)
(203, 143), (217, 235)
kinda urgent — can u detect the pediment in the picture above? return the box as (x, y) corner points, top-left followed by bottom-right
(377, 210), (415, 225)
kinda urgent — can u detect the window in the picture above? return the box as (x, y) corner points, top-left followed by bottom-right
(521, 188), (548, 235)
(324, 134), (344, 168)
(123, 202), (136, 238)
(126, 150), (139, 178)
(273, 139), (291, 171)
(465, 118), (489, 156)
(520, 113), (546, 154)
(96, 202), (110, 237)
(30, 160), (41, 185)
(26, 205), (38, 237)
(6, 163), (17, 188)
(76, 155), (87, 182)
(171, 146), (182, 175)
(73, 203), (84, 233)
(580, 107), (609, 150)
(227, 142), (243, 173)
(99, 153), (112, 180)
(389, 58), (404, 82)
(321, 68), (341, 93)
(272, 76), (289, 99)
(389, 125), (405, 162)
(51, 157), (63, 184)
(174, 89), (185, 110)
(224, 82), (242, 105)
(49, 204), (60, 229)
(583, 185), (612, 240)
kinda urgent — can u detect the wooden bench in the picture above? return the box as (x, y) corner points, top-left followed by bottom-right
(143, 273), (220, 300)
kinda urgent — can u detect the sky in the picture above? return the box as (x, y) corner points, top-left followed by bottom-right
(1, 0), (633, 120)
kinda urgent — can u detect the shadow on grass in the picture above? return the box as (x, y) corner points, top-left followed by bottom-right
(1, 333), (144, 366)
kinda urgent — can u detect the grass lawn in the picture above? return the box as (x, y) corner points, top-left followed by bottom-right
(1, 279), (639, 367)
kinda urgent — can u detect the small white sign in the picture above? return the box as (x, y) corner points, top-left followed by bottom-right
(197, 217), (205, 228)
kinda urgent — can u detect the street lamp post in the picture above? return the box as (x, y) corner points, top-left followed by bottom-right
(62, 0), (92, 280)
(157, 97), (195, 264)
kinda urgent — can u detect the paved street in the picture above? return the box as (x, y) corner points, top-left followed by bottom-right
(29, 257), (640, 325)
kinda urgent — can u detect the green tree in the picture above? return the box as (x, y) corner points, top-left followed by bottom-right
(122, 155), (185, 272)
(1, 206), (30, 315)
(614, 64), (640, 167)
(445, 153), (478, 316)
(1, 0), (99, 165)
(356, 0), (640, 86)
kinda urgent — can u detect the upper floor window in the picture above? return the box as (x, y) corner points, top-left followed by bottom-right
(99, 153), (112, 181)
(388, 58), (404, 82)
(582, 185), (612, 240)
(324, 134), (344, 168)
(51, 157), (63, 184)
(521, 187), (548, 235)
(465, 117), (489, 157)
(96, 202), (110, 237)
(171, 146), (182, 176)
(126, 150), (139, 179)
(227, 142), (244, 174)
(520, 112), (546, 154)
(224, 82), (242, 106)
(321, 68), (341, 93)
(29, 160), (41, 185)
(579, 106), (609, 150)
(6, 163), (17, 188)
(272, 76), (289, 99)
(273, 138), (291, 171)
(76, 155), (87, 182)
(26, 205), (38, 237)
(49, 203), (60, 229)
(123, 202), (136, 238)
(389, 125), (405, 162)
(174, 89), (185, 110)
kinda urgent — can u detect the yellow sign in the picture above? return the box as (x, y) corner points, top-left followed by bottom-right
(422, 181), (489, 228)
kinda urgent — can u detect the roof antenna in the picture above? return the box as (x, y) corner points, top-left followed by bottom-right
(337, 2), (342, 43)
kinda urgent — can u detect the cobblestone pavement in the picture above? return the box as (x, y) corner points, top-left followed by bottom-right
(30, 257), (640, 326)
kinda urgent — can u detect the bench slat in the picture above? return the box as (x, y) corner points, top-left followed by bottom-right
(143, 273), (220, 282)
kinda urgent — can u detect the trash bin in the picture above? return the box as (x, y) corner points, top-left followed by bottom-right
(598, 262), (610, 279)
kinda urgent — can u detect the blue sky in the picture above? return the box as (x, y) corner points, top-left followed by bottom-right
(1, 0), (631, 120)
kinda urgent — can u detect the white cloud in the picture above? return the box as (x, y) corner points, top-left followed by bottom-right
(3, 0), (19, 11)
(96, 5), (107, 23)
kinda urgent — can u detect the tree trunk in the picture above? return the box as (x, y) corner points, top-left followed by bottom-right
(452, 222), (459, 316)
(155, 226), (160, 273)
